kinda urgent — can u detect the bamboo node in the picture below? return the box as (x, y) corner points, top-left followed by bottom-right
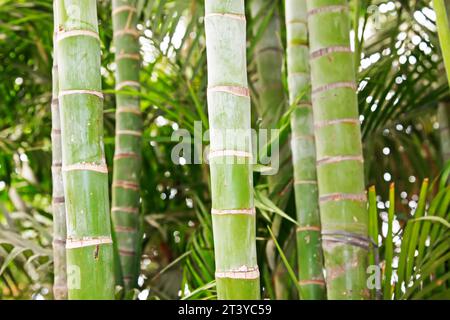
(114, 29), (140, 38)
(317, 155), (364, 166)
(114, 225), (138, 233)
(216, 266), (260, 279)
(116, 130), (143, 137)
(66, 236), (112, 249)
(322, 230), (376, 251)
(310, 46), (352, 59)
(56, 29), (100, 42)
(113, 180), (139, 191)
(308, 5), (348, 17)
(294, 180), (317, 185)
(296, 226), (321, 232)
(211, 208), (255, 215)
(59, 89), (104, 99)
(116, 81), (141, 91)
(112, 206), (139, 214)
(314, 118), (359, 128)
(118, 248), (136, 256)
(298, 279), (326, 286)
(116, 107), (142, 115)
(208, 85), (250, 98)
(116, 53), (141, 61)
(62, 162), (108, 174)
(205, 13), (246, 21)
(114, 152), (140, 160)
(312, 82), (357, 96)
(112, 5), (137, 15)
(319, 192), (367, 203)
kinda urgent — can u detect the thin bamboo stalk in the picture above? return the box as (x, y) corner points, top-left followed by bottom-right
(306, 0), (369, 299)
(111, 0), (143, 291)
(204, 0), (260, 299)
(51, 0), (67, 300)
(55, 0), (115, 299)
(250, 0), (285, 129)
(285, 0), (326, 300)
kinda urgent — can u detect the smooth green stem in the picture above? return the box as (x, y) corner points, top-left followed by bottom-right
(383, 183), (394, 300)
(285, 0), (326, 300)
(51, 0), (67, 300)
(434, 0), (450, 163)
(111, 0), (143, 291)
(56, 0), (115, 299)
(204, 0), (260, 300)
(306, 0), (369, 299)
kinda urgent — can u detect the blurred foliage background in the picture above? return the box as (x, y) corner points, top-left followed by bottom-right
(0, 0), (449, 300)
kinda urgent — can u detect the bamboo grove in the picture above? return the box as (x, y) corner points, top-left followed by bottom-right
(0, 0), (449, 300)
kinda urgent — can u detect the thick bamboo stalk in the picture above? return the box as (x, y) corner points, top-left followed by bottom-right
(306, 0), (369, 299)
(55, 0), (115, 299)
(434, 0), (450, 163)
(51, 0), (67, 300)
(111, 0), (143, 291)
(204, 0), (260, 299)
(285, 0), (326, 300)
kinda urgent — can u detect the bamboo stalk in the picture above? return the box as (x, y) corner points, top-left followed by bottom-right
(433, 0), (450, 163)
(55, 0), (115, 299)
(285, 0), (326, 300)
(51, 0), (67, 300)
(306, 0), (369, 299)
(204, 0), (260, 299)
(250, 0), (285, 129)
(111, 0), (143, 291)
(251, 0), (292, 300)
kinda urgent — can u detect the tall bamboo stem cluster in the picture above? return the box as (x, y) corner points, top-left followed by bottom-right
(306, 0), (369, 299)
(51, 0), (67, 300)
(285, 0), (326, 300)
(55, 0), (114, 299)
(111, 0), (143, 290)
(204, 0), (260, 299)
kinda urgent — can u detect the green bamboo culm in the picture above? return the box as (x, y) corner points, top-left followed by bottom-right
(250, 0), (285, 129)
(306, 0), (369, 299)
(204, 0), (260, 299)
(111, 0), (143, 291)
(433, 0), (450, 163)
(250, 0), (291, 300)
(55, 0), (115, 299)
(285, 0), (326, 300)
(51, 0), (67, 300)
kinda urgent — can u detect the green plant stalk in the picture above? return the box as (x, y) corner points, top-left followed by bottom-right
(433, 0), (450, 87)
(438, 102), (450, 162)
(51, 0), (67, 300)
(285, 0), (325, 300)
(111, 0), (143, 291)
(434, 0), (450, 163)
(56, 0), (114, 299)
(367, 186), (379, 299)
(204, 0), (260, 299)
(306, 0), (369, 299)
(250, 0), (291, 300)
(383, 183), (395, 300)
(250, 0), (285, 129)
(405, 179), (429, 282)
